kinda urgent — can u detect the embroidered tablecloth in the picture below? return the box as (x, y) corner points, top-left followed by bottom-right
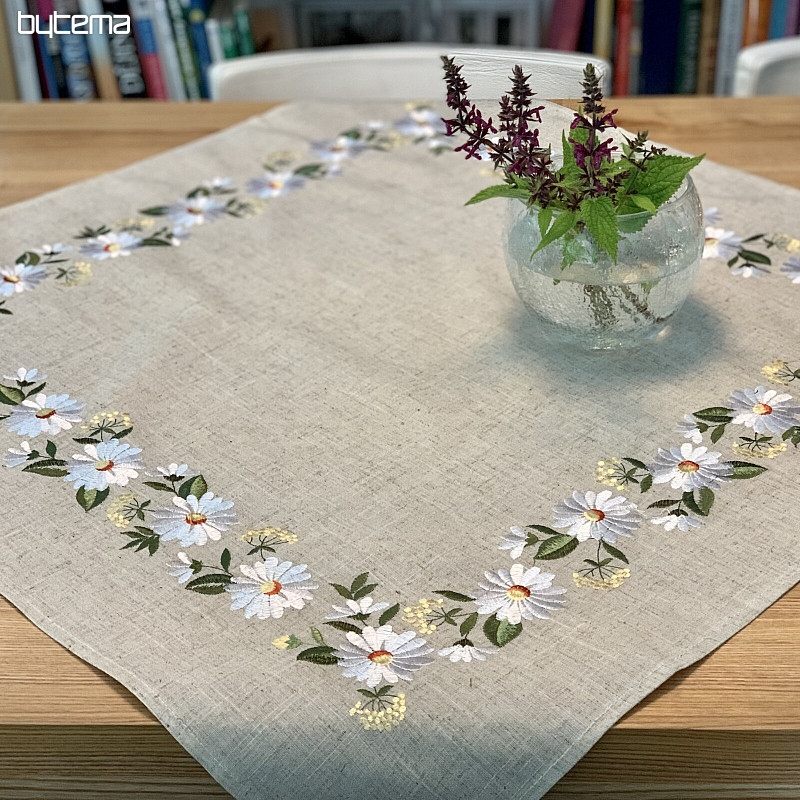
(2, 100), (800, 800)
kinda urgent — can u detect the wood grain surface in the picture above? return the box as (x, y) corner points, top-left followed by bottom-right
(1, 96), (799, 798)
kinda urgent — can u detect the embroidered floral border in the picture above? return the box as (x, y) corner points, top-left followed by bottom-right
(2, 360), (798, 730)
(2, 104), (800, 317)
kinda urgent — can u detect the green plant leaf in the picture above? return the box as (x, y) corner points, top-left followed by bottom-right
(433, 590), (476, 602)
(634, 153), (704, 208)
(532, 210), (577, 256)
(22, 464), (68, 477)
(178, 474), (208, 499)
(640, 474), (654, 492)
(537, 205), (553, 240)
(693, 407), (734, 422)
(600, 541), (629, 564)
(710, 424), (726, 443)
(681, 491), (706, 517)
(330, 583), (353, 599)
(465, 184), (529, 206)
(483, 616), (522, 647)
(143, 481), (175, 492)
(728, 460), (768, 479)
(220, 548), (231, 572)
(324, 619), (362, 634)
(526, 524), (562, 537)
(352, 583), (378, 601)
(581, 195), (618, 260)
(0, 385), (25, 405)
(697, 487), (715, 515)
(139, 205), (169, 216)
(311, 626), (326, 645)
(76, 486), (110, 512)
(647, 498), (681, 509)
(622, 457), (649, 470)
(738, 249), (771, 265)
(351, 572), (369, 592)
(460, 611), (478, 636)
(45, 440), (57, 458)
(535, 534), (579, 560)
(185, 573), (231, 591)
(295, 646), (338, 666)
(378, 603), (400, 626)
(628, 194), (657, 213)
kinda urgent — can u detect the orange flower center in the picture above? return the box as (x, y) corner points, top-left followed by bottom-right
(506, 584), (531, 601)
(678, 460), (700, 473)
(185, 513), (208, 525)
(583, 508), (605, 523)
(260, 579), (282, 595)
(753, 402), (773, 415)
(35, 407), (56, 419)
(268, 180), (284, 190)
(103, 242), (121, 253)
(368, 649), (394, 665)
(93, 459), (114, 471)
(3, 274), (20, 283)
(187, 207), (202, 215)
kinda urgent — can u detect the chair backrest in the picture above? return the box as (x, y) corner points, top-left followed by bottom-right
(733, 36), (800, 96)
(209, 43), (611, 102)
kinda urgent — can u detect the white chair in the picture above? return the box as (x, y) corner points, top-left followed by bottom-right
(208, 43), (611, 101)
(733, 36), (800, 96)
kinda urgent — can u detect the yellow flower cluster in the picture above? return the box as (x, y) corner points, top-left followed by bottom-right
(761, 359), (792, 386)
(240, 527), (298, 544)
(235, 198), (268, 218)
(402, 597), (443, 634)
(595, 458), (626, 489)
(770, 233), (800, 253)
(82, 410), (132, 432)
(271, 634), (302, 650)
(115, 216), (156, 231)
(63, 261), (92, 286)
(106, 493), (138, 528)
(349, 695), (406, 731)
(573, 568), (631, 591)
(264, 150), (301, 167)
(732, 441), (788, 459)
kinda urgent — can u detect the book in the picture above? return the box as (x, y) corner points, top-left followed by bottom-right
(205, 16), (224, 63)
(53, 0), (97, 99)
(674, 0), (704, 94)
(0, 0), (17, 99)
(78, 0), (121, 98)
(628, 0), (643, 94)
(234, 4), (254, 55)
(129, 0), (168, 98)
(545, 0), (585, 50)
(151, 0), (186, 99)
(639, 0), (681, 94)
(219, 17), (238, 58)
(186, 0), (211, 96)
(4, 0), (41, 100)
(742, 0), (771, 44)
(593, 0), (614, 59)
(613, 0), (634, 95)
(165, 0), (202, 99)
(578, 0), (596, 52)
(714, 0), (745, 94)
(696, 0), (721, 94)
(30, 0), (69, 98)
(768, 0), (789, 35)
(100, 0), (147, 97)
(787, 0), (800, 33)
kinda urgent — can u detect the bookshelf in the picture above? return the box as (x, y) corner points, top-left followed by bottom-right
(1, 0), (799, 101)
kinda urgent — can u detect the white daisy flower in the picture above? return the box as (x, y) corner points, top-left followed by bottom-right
(553, 489), (642, 543)
(167, 226), (190, 247)
(474, 563), (566, 624)
(325, 596), (390, 620)
(0, 264), (47, 296)
(677, 414), (704, 444)
(649, 443), (731, 491)
(394, 108), (447, 139)
(499, 525), (529, 559)
(438, 643), (496, 662)
(311, 136), (367, 163)
(201, 176), (232, 191)
(361, 120), (386, 132)
(247, 170), (306, 199)
(165, 195), (227, 228)
(731, 264), (770, 278)
(152, 463), (189, 479)
(334, 624), (434, 688)
(651, 514), (702, 532)
(168, 552), (197, 583)
(703, 207), (722, 225)
(4, 441), (33, 468)
(64, 438), (143, 491)
(781, 257), (800, 283)
(728, 386), (800, 434)
(79, 232), (142, 260)
(225, 557), (317, 619)
(152, 492), (237, 546)
(3, 367), (45, 383)
(33, 243), (70, 256)
(4, 392), (84, 438)
(703, 227), (742, 259)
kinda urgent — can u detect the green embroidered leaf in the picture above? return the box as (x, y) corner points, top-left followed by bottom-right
(633, 154), (704, 208)
(296, 645), (338, 666)
(535, 534), (579, 560)
(294, 163), (326, 177)
(465, 183), (530, 206)
(143, 481), (175, 492)
(121, 527), (160, 556)
(639, 474), (654, 493)
(310, 626), (326, 645)
(532, 210), (577, 256)
(378, 603), (400, 626)
(622, 457), (649, 470)
(352, 583), (379, 601)
(113, 426), (133, 440)
(693, 407), (733, 422)
(22, 462), (68, 477)
(76, 486), (110, 513)
(738, 248), (771, 265)
(460, 611), (478, 636)
(681, 491), (706, 517)
(220, 548), (231, 572)
(178, 474), (208, 499)
(45, 440), (57, 458)
(330, 583), (353, 599)
(433, 590), (475, 603)
(351, 572), (370, 592)
(600, 541), (629, 564)
(710, 424), (727, 444)
(728, 460), (768, 479)
(580, 195), (618, 260)
(697, 487), (715, 515)
(324, 620), (362, 634)
(526, 524), (562, 537)
(483, 616), (522, 648)
(139, 206), (169, 216)
(647, 498), (681, 509)
(185, 573), (231, 593)
(72, 436), (101, 445)
(0, 385), (25, 406)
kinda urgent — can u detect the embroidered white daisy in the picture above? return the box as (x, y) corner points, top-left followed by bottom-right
(151, 463), (190, 479)
(499, 525), (529, 559)
(4, 441), (33, 468)
(703, 227), (742, 259)
(703, 207), (722, 225)
(325, 596), (390, 620)
(166, 195), (227, 228)
(79, 232), (142, 260)
(168, 552), (198, 583)
(201, 176), (232, 191)
(225, 557), (317, 619)
(361, 120), (386, 132)
(152, 492), (237, 546)
(0, 264), (47, 296)
(474, 563), (566, 624)
(438, 643), (496, 662)
(394, 108), (447, 139)
(3, 367), (45, 383)
(677, 414), (704, 444)
(552, 490), (642, 543)
(731, 264), (770, 278)
(33, 243), (70, 256)
(649, 443), (731, 491)
(781, 257), (800, 283)
(247, 170), (306, 198)
(64, 438), (143, 490)
(3, 392), (84, 438)
(311, 136), (367, 163)
(728, 386), (800, 434)
(334, 624), (434, 687)
(651, 514), (702, 532)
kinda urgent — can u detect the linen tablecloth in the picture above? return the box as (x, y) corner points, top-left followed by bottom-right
(1, 100), (799, 799)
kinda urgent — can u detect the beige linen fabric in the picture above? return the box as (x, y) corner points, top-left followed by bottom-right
(1, 101), (799, 799)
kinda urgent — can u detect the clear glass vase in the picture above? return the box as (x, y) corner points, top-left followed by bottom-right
(503, 177), (704, 350)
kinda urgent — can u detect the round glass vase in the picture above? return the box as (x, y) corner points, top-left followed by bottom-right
(503, 176), (704, 350)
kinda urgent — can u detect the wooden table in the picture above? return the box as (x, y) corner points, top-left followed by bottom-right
(1, 97), (799, 799)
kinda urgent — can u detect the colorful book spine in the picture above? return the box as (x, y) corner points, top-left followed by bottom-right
(742, 0), (772, 43)
(78, 0), (121, 98)
(768, 0), (789, 36)
(3, 0), (41, 99)
(53, 0), (97, 99)
(31, 0), (69, 98)
(787, 0), (800, 32)
(220, 17), (238, 58)
(128, 0), (168, 98)
(545, 0), (586, 50)
(151, 0), (185, 100)
(714, 0), (745, 94)
(101, 0), (147, 97)
(592, 0), (614, 60)
(165, 0), (201, 99)
(639, 0), (681, 94)
(186, 0), (211, 96)
(674, 0), (704, 94)
(613, 0), (634, 95)
(205, 16), (224, 63)
(0, 0), (17, 100)
(627, 0), (643, 94)
(234, 4), (254, 55)
(696, 0), (721, 94)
